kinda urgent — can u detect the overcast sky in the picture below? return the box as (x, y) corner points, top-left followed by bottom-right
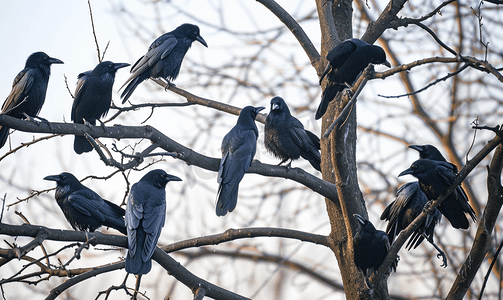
(0, 1), (131, 121)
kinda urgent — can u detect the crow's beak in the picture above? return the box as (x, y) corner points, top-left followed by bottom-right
(398, 167), (414, 177)
(383, 60), (391, 68)
(196, 35), (208, 48)
(353, 214), (367, 226)
(254, 106), (266, 114)
(48, 57), (64, 65)
(43, 174), (61, 182)
(113, 63), (130, 70)
(408, 145), (425, 152)
(271, 103), (280, 110)
(166, 174), (182, 182)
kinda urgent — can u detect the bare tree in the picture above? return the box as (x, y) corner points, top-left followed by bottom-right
(1, 0), (503, 299)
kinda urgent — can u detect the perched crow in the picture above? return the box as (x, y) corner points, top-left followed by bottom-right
(316, 39), (390, 120)
(125, 169), (182, 275)
(120, 23), (207, 103)
(380, 182), (446, 267)
(399, 159), (476, 229)
(353, 214), (397, 276)
(71, 61), (130, 154)
(264, 96), (321, 171)
(407, 144), (477, 229)
(216, 106), (265, 216)
(44, 172), (126, 234)
(0, 52), (63, 149)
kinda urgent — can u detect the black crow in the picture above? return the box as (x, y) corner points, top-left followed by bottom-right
(44, 172), (126, 234)
(380, 182), (446, 267)
(125, 169), (182, 275)
(399, 159), (476, 229)
(353, 214), (397, 276)
(264, 96), (321, 171)
(407, 144), (477, 229)
(71, 61), (130, 154)
(0, 52), (63, 148)
(216, 106), (265, 216)
(316, 39), (390, 120)
(120, 23), (207, 103)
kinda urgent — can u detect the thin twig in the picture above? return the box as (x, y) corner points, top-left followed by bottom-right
(61, 239), (93, 268)
(467, 118), (479, 164)
(0, 134), (60, 163)
(101, 41), (110, 62)
(87, 0), (101, 63)
(478, 239), (503, 300)
(8, 187), (55, 208)
(95, 274), (133, 300)
(84, 133), (142, 171)
(378, 63), (470, 99)
(0, 194), (5, 223)
(63, 74), (75, 99)
(107, 101), (193, 123)
(112, 143), (178, 159)
(13, 211), (51, 268)
(472, 1), (489, 61)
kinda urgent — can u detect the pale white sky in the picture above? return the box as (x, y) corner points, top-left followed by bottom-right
(0, 1), (128, 121)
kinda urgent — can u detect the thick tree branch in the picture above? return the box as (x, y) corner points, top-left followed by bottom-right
(162, 227), (330, 253)
(0, 115), (337, 202)
(179, 248), (346, 292)
(0, 224), (336, 299)
(0, 224), (249, 300)
(360, 0), (408, 43)
(374, 56), (460, 80)
(177, 248), (410, 300)
(315, 0), (339, 77)
(256, 0), (320, 68)
(148, 79), (268, 123)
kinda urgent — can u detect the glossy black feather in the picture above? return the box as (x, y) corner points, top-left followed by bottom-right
(44, 172), (126, 234)
(316, 39), (390, 120)
(125, 169), (181, 275)
(381, 182), (442, 250)
(0, 52), (63, 148)
(353, 214), (398, 276)
(216, 106), (264, 216)
(120, 23), (207, 103)
(406, 144), (477, 229)
(71, 61), (129, 154)
(265, 96), (321, 171)
(399, 158), (476, 229)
